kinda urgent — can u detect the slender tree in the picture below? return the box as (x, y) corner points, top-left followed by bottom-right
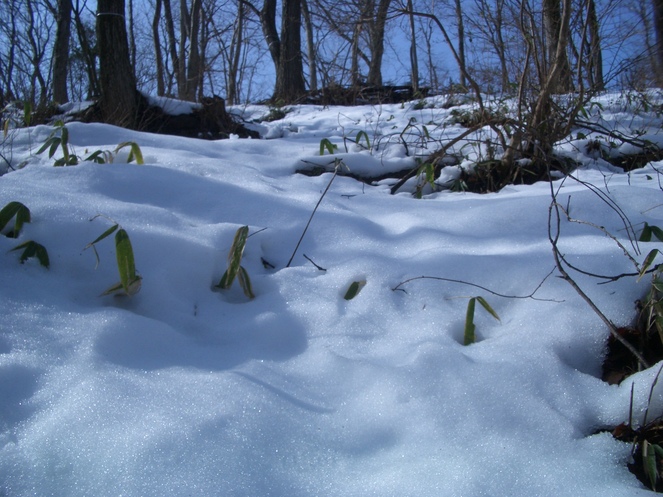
(52, 0), (73, 103)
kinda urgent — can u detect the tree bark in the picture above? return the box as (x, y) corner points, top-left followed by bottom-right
(152, 0), (165, 96)
(301, 0), (317, 91)
(407, 0), (418, 91)
(259, 0), (281, 72)
(273, 0), (306, 102)
(73, 0), (99, 98)
(53, 0), (73, 104)
(97, 0), (139, 127)
(227, 0), (245, 105)
(542, 0), (572, 92)
(184, 0), (203, 101)
(162, 0), (180, 96)
(653, 0), (663, 85)
(454, 0), (466, 88)
(366, 0), (391, 86)
(586, 0), (603, 90)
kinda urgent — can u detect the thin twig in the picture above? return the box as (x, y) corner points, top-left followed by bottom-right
(391, 268), (560, 302)
(286, 161), (342, 268)
(303, 254), (327, 271)
(548, 188), (650, 369)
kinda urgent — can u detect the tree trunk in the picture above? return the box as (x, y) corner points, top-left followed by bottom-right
(273, 0), (306, 102)
(301, 0), (317, 91)
(542, 0), (572, 93)
(53, 0), (73, 104)
(162, 0), (180, 96)
(653, 0), (663, 85)
(73, 0), (99, 98)
(407, 0), (418, 91)
(97, 0), (139, 128)
(152, 0), (165, 96)
(366, 0), (391, 86)
(128, 0), (136, 70)
(586, 0), (603, 90)
(184, 0), (203, 101)
(26, 0), (49, 106)
(227, 0), (245, 105)
(260, 0), (281, 73)
(454, 0), (466, 88)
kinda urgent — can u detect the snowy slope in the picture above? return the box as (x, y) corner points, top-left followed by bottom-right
(0, 95), (662, 495)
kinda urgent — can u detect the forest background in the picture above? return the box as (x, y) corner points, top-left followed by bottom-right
(0, 0), (661, 114)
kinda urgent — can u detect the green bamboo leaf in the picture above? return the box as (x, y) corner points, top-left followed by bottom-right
(425, 162), (435, 188)
(319, 138), (336, 155)
(476, 296), (501, 322)
(343, 280), (366, 300)
(640, 223), (653, 242)
(639, 249), (660, 280)
(216, 269), (232, 290)
(115, 228), (138, 294)
(464, 298), (476, 345)
(115, 142), (145, 164)
(653, 443), (663, 458)
(49, 137), (61, 158)
(100, 281), (125, 297)
(652, 225), (663, 242)
(356, 130), (370, 149)
(218, 226), (249, 289)
(9, 240), (49, 268)
(36, 137), (54, 156)
(238, 265), (255, 299)
(643, 440), (658, 490)
(23, 101), (32, 127)
(85, 224), (119, 249)
(84, 150), (107, 164)
(0, 201), (30, 237)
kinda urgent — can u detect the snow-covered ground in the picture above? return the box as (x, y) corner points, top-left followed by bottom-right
(1, 94), (662, 495)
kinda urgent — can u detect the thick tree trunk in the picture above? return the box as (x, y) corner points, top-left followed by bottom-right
(273, 0), (306, 102)
(96, 0), (139, 128)
(53, 0), (72, 104)
(366, 0), (391, 86)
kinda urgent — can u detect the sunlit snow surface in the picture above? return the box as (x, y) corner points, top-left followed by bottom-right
(1, 95), (662, 495)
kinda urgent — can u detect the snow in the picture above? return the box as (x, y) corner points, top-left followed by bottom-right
(1, 94), (662, 495)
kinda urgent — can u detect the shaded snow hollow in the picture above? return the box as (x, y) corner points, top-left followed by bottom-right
(1, 94), (662, 496)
